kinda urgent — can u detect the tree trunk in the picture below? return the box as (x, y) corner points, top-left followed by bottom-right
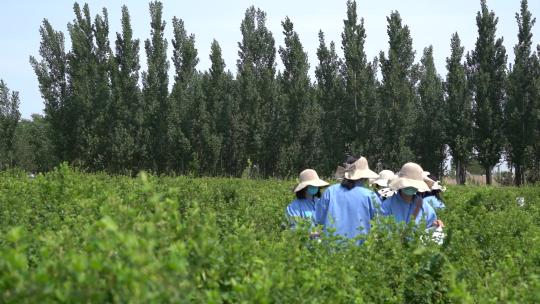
(515, 164), (523, 187)
(456, 160), (467, 185)
(485, 166), (492, 185)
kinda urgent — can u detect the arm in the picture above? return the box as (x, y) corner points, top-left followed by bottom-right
(315, 190), (330, 226)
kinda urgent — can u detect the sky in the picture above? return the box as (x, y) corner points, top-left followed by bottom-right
(1, 0), (539, 119)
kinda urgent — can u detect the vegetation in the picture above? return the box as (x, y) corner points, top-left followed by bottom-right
(2, 166), (540, 302)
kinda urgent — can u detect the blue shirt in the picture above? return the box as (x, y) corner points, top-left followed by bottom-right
(315, 183), (382, 239)
(381, 192), (437, 228)
(424, 195), (446, 209)
(286, 198), (317, 228)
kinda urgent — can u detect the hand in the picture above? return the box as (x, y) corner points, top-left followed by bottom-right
(433, 219), (445, 228)
(310, 231), (321, 239)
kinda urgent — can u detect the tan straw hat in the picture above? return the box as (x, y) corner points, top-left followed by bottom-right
(335, 157), (379, 181)
(389, 162), (430, 192)
(373, 170), (395, 187)
(293, 169), (329, 193)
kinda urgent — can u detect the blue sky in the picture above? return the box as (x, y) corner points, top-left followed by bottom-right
(1, 0), (539, 118)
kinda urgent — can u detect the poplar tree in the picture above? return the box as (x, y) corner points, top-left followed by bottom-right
(0, 80), (21, 169)
(505, 0), (537, 186)
(142, 1), (169, 173)
(467, 0), (507, 185)
(109, 5), (144, 173)
(315, 31), (346, 174)
(237, 7), (278, 175)
(379, 11), (417, 170)
(169, 17), (195, 173)
(445, 33), (473, 184)
(341, 0), (379, 161)
(277, 17), (322, 175)
(203, 40), (230, 174)
(415, 46), (446, 178)
(30, 19), (70, 161)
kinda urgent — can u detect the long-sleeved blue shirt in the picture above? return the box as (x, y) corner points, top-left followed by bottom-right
(315, 183), (381, 239)
(285, 198), (317, 228)
(381, 192), (437, 228)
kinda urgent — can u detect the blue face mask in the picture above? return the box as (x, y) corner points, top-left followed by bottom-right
(307, 186), (319, 196)
(402, 187), (417, 196)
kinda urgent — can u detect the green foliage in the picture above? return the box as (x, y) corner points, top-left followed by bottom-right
(0, 80), (21, 169)
(12, 114), (58, 172)
(3, 166), (540, 302)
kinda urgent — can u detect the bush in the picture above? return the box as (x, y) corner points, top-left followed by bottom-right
(1, 166), (540, 302)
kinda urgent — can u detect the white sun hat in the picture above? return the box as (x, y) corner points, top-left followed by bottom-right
(373, 170), (395, 187)
(389, 162), (431, 192)
(293, 169), (329, 193)
(431, 181), (447, 192)
(335, 157), (379, 181)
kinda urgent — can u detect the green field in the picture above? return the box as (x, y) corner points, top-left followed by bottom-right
(2, 165), (540, 303)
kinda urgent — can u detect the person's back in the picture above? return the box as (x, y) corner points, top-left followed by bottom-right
(315, 156), (381, 241)
(317, 183), (380, 238)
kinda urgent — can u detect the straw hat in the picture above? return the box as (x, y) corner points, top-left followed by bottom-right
(373, 170), (395, 187)
(389, 162), (430, 192)
(335, 157), (379, 181)
(293, 169), (329, 193)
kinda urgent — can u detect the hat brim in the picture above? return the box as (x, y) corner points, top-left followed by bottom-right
(389, 177), (430, 192)
(293, 179), (330, 193)
(373, 178), (389, 187)
(344, 169), (379, 181)
(424, 177), (435, 189)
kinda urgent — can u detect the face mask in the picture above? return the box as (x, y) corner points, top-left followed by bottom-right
(307, 186), (319, 196)
(402, 187), (417, 196)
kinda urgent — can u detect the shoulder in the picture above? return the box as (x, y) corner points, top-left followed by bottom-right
(287, 199), (302, 209)
(358, 186), (376, 195)
(323, 184), (341, 195)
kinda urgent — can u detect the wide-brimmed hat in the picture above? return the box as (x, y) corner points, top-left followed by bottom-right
(373, 170), (395, 187)
(335, 157), (379, 181)
(293, 169), (329, 193)
(424, 176), (435, 189)
(389, 162), (430, 192)
(431, 181), (447, 192)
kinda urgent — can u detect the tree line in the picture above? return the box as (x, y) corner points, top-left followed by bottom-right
(1, 0), (540, 185)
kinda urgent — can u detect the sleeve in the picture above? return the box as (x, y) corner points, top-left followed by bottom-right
(369, 192), (383, 219)
(424, 203), (437, 228)
(285, 204), (297, 229)
(315, 190), (330, 226)
(380, 198), (392, 216)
